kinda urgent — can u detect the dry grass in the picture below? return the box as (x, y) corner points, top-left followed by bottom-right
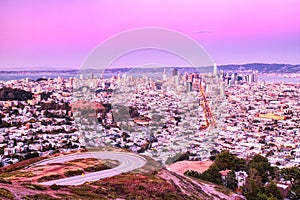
(0, 187), (14, 199)
(0, 157), (45, 173)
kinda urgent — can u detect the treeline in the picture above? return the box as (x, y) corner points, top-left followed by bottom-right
(185, 151), (300, 200)
(0, 87), (33, 101)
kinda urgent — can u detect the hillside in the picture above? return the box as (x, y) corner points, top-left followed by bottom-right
(219, 63), (300, 73)
(0, 153), (243, 200)
(0, 170), (243, 200)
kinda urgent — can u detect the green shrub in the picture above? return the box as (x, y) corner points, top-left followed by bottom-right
(22, 183), (47, 190)
(64, 169), (83, 177)
(50, 184), (62, 190)
(84, 165), (110, 172)
(37, 174), (64, 182)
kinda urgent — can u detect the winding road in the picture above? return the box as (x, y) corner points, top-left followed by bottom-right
(29, 152), (147, 186)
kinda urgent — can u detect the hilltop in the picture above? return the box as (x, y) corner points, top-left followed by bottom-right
(0, 151), (242, 200)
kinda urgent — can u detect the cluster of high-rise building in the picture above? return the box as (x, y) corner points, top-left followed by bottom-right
(219, 70), (259, 87)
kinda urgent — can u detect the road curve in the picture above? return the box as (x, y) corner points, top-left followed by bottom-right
(29, 152), (147, 186)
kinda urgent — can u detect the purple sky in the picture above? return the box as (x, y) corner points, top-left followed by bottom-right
(0, 0), (300, 69)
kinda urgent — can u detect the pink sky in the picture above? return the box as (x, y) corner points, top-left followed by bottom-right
(0, 0), (300, 69)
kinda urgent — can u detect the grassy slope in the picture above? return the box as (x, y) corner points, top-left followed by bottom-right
(0, 150), (241, 200)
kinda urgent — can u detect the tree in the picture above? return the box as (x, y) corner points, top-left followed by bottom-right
(185, 165), (222, 185)
(265, 181), (283, 200)
(281, 166), (300, 200)
(209, 155), (216, 161)
(24, 151), (39, 159)
(214, 150), (247, 171)
(210, 149), (219, 155)
(243, 179), (266, 200)
(199, 164), (222, 185)
(226, 171), (238, 190)
(248, 154), (275, 183)
(243, 168), (265, 200)
(0, 147), (4, 155)
(184, 170), (201, 179)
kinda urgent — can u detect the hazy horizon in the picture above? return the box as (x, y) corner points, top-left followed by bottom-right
(0, 62), (300, 72)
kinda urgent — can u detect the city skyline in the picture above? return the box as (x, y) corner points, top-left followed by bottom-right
(1, 0), (300, 69)
(1, 1), (300, 199)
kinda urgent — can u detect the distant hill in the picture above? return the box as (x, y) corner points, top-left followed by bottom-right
(84, 63), (300, 74)
(219, 63), (300, 73)
(0, 87), (33, 101)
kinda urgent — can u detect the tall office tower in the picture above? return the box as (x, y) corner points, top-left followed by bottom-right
(117, 74), (121, 82)
(234, 73), (238, 81)
(231, 73), (235, 83)
(228, 79), (232, 87)
(188, 74), (194, 82)
(183, 72), (189, 81)
(151, 80), (156, 90)
(249, 73), (255, 83)
(192, 73), (199, 79)
(100, 73), (104, 79)
(174, 75), (179, 87)
(69, 78), (73, 88)
(72, 78), (77, 89)
(213, 63), (218, 76)
(220, 82), (225, 98)
(172, 68), (178, 76)
(186, 81), (192, 92)
(162, 68), (166, 81)
(254, 71), (259, 82)
(57, 76), (62, 85)
(123, 74), (127, 81)
(91, 73), (95, 79)
(220, 70), (224, 79)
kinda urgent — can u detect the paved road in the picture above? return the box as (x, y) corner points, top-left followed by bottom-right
(29, 151), (147, 186)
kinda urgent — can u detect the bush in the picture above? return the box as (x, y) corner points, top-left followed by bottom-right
(185, 165), (222, 185)
(22, 183), (47, 191)
(50, 184), (62, 190)
(37, 174), (64, 182)
(184, 170), (201, 178)
(64, 169), (83, 177)
(84, 165), (110, 172)
(214, 150), (247, 171)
